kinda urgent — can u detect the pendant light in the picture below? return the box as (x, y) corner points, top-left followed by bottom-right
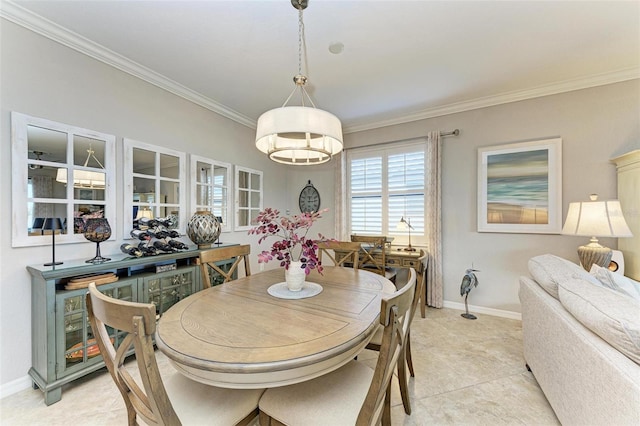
(255, 0), (343, 165)
(56, 145), (106, 189)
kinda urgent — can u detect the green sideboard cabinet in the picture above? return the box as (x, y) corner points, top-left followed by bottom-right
(27, 245), (236, 405)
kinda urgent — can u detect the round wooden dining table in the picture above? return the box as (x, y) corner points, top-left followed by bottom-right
(155, 266), (395, 389)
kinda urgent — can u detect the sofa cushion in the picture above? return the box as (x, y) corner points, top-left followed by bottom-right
(558, 277), (640, 365)
(528, 254), (601, 299)
(590, 264), (640, 301)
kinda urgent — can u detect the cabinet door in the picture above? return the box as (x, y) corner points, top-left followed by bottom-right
(142, 266), (197, 319)
(55, 279), (138, 378)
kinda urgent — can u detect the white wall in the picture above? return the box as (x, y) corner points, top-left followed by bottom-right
(340, 80), (640, 314)
(0, 20), (291, 392)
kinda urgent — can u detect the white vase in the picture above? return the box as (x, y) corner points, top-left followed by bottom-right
(285, 261), (306, 291)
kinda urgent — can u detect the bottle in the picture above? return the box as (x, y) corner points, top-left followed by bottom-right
(120, 243), (143, 257)
(138, 242), (158, 256)
(155, 217), (175, 228)
(167, 239), (189, 250)
(148, 227), (170, 239)
(167, 229), (180, 238)
(138, 217), (159, 228)
(153, 240), (174, 253)
(130, 229), (151, 241)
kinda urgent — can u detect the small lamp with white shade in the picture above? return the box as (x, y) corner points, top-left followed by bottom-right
(561, 194), (633, 271)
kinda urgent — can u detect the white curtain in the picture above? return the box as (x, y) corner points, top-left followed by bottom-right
(334, 151), (349, 240)
(425, 131), (443, 308)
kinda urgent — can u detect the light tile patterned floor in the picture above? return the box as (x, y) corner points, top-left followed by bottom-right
(0, 307), (559, 425)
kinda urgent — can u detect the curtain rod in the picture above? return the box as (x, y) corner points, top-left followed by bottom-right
(440, 129), (460, 137)
(344, 129), (460, 151)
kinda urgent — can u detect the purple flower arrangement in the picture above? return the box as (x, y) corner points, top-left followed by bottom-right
(248, 207), (329, 275)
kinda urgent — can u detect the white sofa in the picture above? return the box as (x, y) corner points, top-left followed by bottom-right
(519, 254), (640, 425)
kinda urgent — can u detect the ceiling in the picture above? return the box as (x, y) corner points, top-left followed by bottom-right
(3, 0), (639, 133)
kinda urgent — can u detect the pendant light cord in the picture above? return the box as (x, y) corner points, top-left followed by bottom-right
(298, 6), (303, 77)
(281, 2), (317, 109)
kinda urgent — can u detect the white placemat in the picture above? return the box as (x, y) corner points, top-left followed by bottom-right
(267, 282), (323, 300)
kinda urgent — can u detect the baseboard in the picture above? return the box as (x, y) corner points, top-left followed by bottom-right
(0, 375), (33, 400)
(442, 301), (522, 320)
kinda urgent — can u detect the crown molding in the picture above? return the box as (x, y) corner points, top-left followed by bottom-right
(3, 1), (638, 135)
(343, 68), (640, 134)
(0, 1), (256, 129)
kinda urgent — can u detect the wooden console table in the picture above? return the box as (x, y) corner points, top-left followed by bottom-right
(333, 245), (427, 317)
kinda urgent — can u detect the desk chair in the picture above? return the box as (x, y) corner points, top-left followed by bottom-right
(86, 283), (264, 426)
(318, 241), (361, 269)
(258, 270), (416, 426)
(350, 235), (397, 283)
(367, 262), (424, 414)
(200, 244), (251, 288)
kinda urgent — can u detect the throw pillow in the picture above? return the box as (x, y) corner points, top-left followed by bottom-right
(528, 254), (601, 299)
(558, 277), (640, 365)
(590, 264), (640, 301)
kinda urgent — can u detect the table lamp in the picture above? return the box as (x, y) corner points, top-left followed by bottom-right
(32, 217), (45, 235)
(43, 217), (64, 266)
(135, 207), (153, 220)
(561, 194), (633, 271)
(397, 216), (416, 251)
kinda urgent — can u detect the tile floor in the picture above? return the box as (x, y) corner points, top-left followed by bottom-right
(0, 307), (559, 425)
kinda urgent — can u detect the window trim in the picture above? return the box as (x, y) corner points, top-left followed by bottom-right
(123, 138), (186, 239)
(189, 154), (232, 233)
(346, 139), (427, 245)
(234, 165), (263, 231)
(11, 112), (116, 247)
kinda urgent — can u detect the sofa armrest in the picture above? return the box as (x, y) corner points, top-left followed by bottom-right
(519, 276), (640, 426)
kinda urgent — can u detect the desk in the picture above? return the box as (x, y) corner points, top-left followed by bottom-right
(155, 266), (395, 389)
(334, 246), (427, 318)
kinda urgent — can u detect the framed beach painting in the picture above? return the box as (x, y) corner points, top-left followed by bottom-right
(477, 138), (562, 234)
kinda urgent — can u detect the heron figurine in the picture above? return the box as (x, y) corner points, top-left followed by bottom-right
(460, 268), (479, 319)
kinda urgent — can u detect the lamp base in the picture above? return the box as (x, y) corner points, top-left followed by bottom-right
(403, 247), (416, 252)
(44, 261), (63, 266)
(578, 243), (612, 272)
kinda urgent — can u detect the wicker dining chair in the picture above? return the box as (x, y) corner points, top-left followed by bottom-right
(258, 269), (416, 426)
(86, 282), (264, 426)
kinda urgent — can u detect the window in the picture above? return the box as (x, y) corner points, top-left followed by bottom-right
(190, 154), (231, 232)
(123, 139), (186, 238)
(347, 140), (426, 243)
(235, 166), (263, 231)
(11, 112), (116, 247)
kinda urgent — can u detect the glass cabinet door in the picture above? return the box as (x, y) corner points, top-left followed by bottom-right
(55, 279), (137, 377)
(143, 267), (197, 319)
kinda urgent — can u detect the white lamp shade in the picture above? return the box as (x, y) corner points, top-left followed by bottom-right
(135, 208), (154, 220)
(561, 200), (633, 237)
(255, 106), (343, 165)
(56, 168), (106, 189)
